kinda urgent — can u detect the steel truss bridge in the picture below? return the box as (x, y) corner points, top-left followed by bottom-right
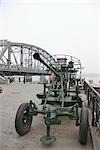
(0, 40), (82, 76)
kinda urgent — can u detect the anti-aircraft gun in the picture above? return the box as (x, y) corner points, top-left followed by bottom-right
(34, 53), (81, 107)
(15, 52), (88, 145)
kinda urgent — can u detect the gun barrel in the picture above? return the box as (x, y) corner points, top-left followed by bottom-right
(33, 53), (60, 77)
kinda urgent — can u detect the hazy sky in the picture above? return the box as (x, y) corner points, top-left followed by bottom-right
(0, 0), (100, 74)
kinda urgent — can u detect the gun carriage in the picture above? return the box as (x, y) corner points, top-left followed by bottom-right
(15, 52), (88, 145)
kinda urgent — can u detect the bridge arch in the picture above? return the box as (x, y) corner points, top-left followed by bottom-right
(0, 40), (56, 75)
(0, 40), (82, 78)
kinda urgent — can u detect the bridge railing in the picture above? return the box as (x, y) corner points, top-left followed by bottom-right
(84, 80), (100, 132)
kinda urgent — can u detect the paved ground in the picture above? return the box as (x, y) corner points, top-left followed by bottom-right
(0, 83), (93, 150)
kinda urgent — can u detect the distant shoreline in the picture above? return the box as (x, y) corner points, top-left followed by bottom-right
(82, 73), (100, 78)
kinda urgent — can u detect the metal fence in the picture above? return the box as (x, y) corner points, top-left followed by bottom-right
(84, 80), (100, 135)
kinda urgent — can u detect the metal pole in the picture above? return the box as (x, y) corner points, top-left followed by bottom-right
(7, 46), (11, 68)
(20, 46), (23, 68)
(61, 77), (64, 108)
(92, 97), (95, 126)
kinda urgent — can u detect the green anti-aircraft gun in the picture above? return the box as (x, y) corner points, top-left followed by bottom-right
(15, 52), (88, 145)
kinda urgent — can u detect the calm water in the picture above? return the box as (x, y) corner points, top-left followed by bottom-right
(84, 76), (100, 84)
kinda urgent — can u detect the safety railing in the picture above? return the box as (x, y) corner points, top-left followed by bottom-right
(84, 80), (100, 136)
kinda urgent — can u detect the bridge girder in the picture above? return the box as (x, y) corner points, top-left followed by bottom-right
(0, 40), (55, 76)
(0, 40), (82, 78)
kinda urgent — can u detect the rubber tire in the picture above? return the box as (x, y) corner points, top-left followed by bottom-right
(79, 107), (88, 145)
(15, 103), (32, 136)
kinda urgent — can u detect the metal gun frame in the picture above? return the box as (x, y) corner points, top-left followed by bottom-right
(15, 52), (88, 145)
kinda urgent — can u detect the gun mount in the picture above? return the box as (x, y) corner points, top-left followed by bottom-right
(33, 52), (81, 99)
(15, 51), (88, 146)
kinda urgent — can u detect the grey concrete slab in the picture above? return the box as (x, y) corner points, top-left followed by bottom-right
(0, 83), (93, 150)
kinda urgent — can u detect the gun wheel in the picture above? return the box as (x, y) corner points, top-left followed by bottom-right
(79, 107), (88, 145)
(15, 103), (32, 136)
